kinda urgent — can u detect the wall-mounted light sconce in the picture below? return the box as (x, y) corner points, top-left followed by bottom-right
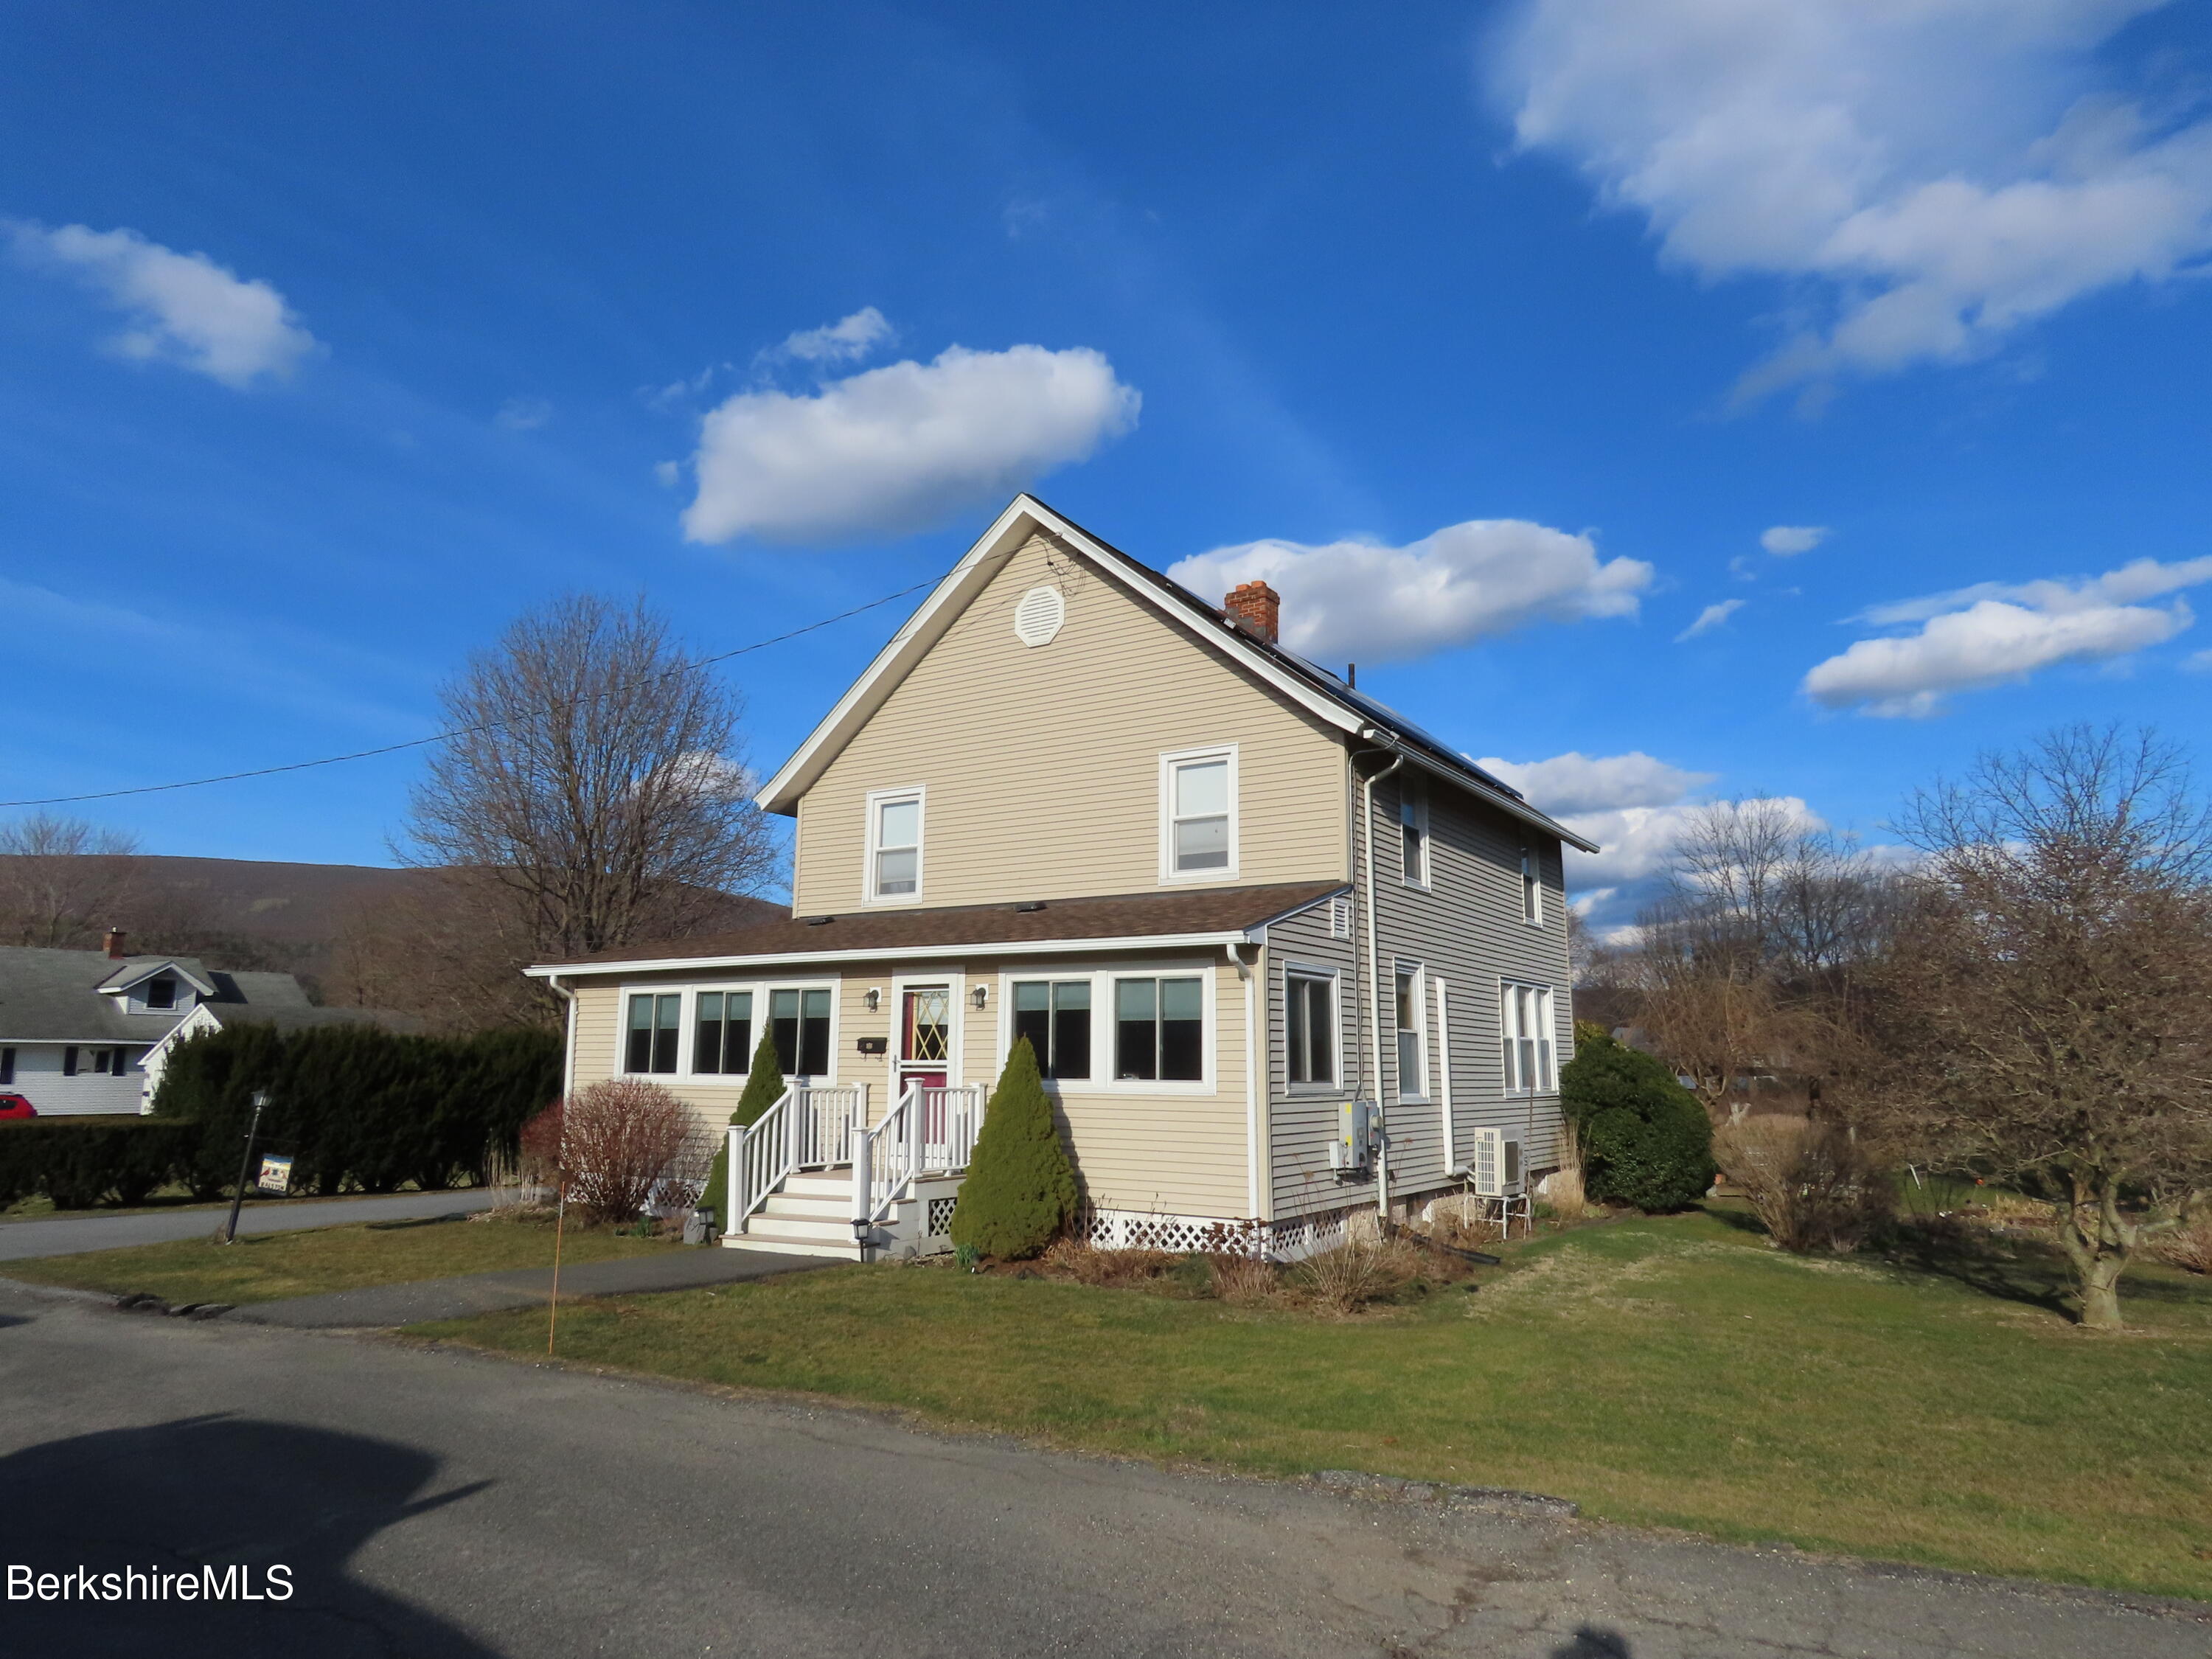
(970, 984), (988, 1009)
(863, 987), (882, 1012)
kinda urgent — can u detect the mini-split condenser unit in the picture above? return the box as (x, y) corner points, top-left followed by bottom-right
(1468, 1127), (1523, 1198)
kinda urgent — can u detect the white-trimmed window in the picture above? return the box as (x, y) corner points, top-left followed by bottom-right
(1113, 975), (1206, 1080)
(144, 976), (177, 1010)
(770, 987), (835, 1077)
(1284, 969), (1338, 1088)
(693, 990), (755, 1074)
(1520, 846), (1543, 925)
(1161, 747), (1237, 879)
(866, 789), (924, 902)
(625, 992), (682, 1074)
(1394, 961), (1427, 1100)
(1399, 782), (1429, 888)
(1010, 979), (1092, 1079)
(1500, 981), (1556, 1093)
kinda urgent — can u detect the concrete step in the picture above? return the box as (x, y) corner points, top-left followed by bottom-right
(726, 1227), (859, 1259)
(778, 1172), (855, 1197)
(742, 1212), (859, 1244)
(760, 1192), (858, 1220)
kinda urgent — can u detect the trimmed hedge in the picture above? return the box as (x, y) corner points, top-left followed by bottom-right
(153, 1023), (560, 1197)
(0, 1117), (205, 1210)
(1559, 1026), (1715, 1212)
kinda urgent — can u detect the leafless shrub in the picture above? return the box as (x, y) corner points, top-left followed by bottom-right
(556, 1079), (708, 1225)
(1211, 1253), (1281, 1307)
(1038, 1239), (1180, 1287)
(1296, 1242), (1421, 1315)
(1542, 1116), (1596, 1222)
(1714, 1116), (1892, 1254)
(2154, 1210), (2212, 1275)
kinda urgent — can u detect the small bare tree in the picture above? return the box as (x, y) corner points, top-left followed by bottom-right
(557, 1079), (710, 1225)
(0, 813), (142, 947)
(1870, 725), (2212, 1330)
(402, 595), (779, 1007)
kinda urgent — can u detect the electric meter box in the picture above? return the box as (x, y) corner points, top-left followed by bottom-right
(1329, 1099), (1379, 1172)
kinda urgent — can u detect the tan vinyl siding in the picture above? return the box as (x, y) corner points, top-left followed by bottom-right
(790, 532), (1347, 915)
(558, 947), (1256, 1221)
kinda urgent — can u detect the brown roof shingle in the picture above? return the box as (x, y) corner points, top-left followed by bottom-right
(535, 881), (1348, 972)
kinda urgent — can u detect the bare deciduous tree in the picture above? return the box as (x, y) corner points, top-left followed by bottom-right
(401, 594), (779, 1012)
(0, 813), (142, 947)
(1868, 724), (2212, 1330)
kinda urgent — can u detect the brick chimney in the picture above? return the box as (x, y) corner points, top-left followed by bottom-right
(1223, 580), (1281, 645)
(104, 928), (127, 960)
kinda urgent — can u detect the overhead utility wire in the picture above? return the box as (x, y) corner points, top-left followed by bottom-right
(0, 576), (942, 809)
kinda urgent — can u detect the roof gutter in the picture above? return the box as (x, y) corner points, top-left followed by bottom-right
(521, 928), (1259, 978)
(1355, 726), (1599, 854)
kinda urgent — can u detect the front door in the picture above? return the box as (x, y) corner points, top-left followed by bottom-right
(899, 986), (951, 1095)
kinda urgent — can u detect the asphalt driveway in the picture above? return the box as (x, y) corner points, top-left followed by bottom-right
(0, 1282), (2200, 1658)
(0, 1187), (501, 1261)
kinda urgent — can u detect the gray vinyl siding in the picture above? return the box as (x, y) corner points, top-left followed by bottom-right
(1262, 899), (1365, 1222)
(1367, 771), (1572, 1194)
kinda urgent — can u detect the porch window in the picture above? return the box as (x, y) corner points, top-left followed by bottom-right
(771, 987), (832, 1077)
(1394, 964), (1425, 1099)
(869, 791), (922, 900)
(1399, 783), (1428, 887)
(1011, 980), (1091, 1079)
(694, 990), (754, 1074)
(1113, 976), (1203, 1082)
(625, 993), (681, 1074)
(1500, 982), (1556, 1093)
(1162, 748), (1235, 877)
(144, 977), (176, 1010)
(1285, 971), (1336, 1087)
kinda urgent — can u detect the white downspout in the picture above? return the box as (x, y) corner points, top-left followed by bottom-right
(1228, 940), (1260, 1222)
(1360, 747), (1403, 1225)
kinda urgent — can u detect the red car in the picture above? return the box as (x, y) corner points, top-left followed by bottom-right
(0, 1093), (37, 1119)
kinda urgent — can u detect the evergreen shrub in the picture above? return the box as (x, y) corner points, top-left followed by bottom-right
(948, 1038), (1077, 1260)
(698, 1031), (790, 1225)
(0, 1117), (204, 1210)
(1559, 1026), (1714, 1212)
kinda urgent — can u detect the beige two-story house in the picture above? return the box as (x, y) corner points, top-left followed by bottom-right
(528, 495), (1593, 1259)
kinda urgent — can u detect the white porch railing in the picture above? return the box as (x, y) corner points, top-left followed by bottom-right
(728, 1082), (868, 1233)
(852, 1082), (986, 1229)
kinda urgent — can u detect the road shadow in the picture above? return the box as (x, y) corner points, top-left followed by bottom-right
(0, 1412), (497, 1658)
(1552, 1627), (1633, 1658)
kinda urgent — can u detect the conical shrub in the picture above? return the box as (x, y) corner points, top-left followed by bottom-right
(948, 1037), (1077, 1260)
(700, 1031), (794, 1225)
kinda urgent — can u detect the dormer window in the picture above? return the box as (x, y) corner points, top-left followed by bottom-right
(144, 977), (177, 1011)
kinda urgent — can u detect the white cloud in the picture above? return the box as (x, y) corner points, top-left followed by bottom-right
(681, 343), (1140, 544)
(1166, 521), (1652, 663)
(1802, 555), (2212, 715)
(1674, 599), (1745, 641)
(773, 307), (893, 366)
(1476, 750), (1718, 816)
(1761, 525), (1828, 556)
(653, 460), (681, 488)
(495, 396), (553, 431)
(1493, 1), (2212, 396)
(9, 220), (318, 387)
(2188, 649), (2212, 674)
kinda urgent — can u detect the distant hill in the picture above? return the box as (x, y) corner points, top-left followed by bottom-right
(0, 854), (787, 995)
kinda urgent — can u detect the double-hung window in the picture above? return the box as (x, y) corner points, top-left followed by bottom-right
(694, 990), (755, 1074)
(1500, 982), (1556, 1093)
(1520, 846), (1543, 925)
(1011, 980), (1092, 1079)
(1394, 964), (1426, 1099)
(626, 992), (681, 1074)
(1162, 748), (1235, 877)
(144, 977), (176, 1010)
(1114, 976), (1204, 1081)
(868, 790), (922, 902)
(771, 987), (832, 1077)
(1399, 783), (1428, 887)
(1285, 970), (1337, 1088)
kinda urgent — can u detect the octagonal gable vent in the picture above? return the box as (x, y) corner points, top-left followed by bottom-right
(1012, 585), (1066, 647)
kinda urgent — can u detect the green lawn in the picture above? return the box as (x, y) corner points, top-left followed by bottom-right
(417, 1210), (2212, 1601)
(4, 1211), (681, 1305)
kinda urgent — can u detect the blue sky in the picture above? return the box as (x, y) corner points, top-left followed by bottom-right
(4, 1), (2209, 925)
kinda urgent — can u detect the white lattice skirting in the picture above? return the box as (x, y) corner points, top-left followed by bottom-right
(1075, 1206), (1360, 1263)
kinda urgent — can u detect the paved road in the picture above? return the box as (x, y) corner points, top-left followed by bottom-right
(230, 1241), (841, 1327)
(0, 1188), (501, 1261)
(0, 1284), (2200, 1658)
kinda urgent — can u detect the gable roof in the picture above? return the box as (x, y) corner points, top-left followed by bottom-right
(752, 495), (1597, 853)
(526, 881), (1347, 975)
(96, 956), (219, 998)
(0, 947), (315, 1043)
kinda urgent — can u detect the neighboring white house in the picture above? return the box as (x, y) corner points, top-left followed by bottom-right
(0, 933), (411, 1116)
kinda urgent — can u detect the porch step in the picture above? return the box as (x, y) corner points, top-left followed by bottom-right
(742, 1211), (861, 1245)
(726, 1227), (860, 1259)
(778, 1172), (852, 1198)
(759, 1192), (858, 1221)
